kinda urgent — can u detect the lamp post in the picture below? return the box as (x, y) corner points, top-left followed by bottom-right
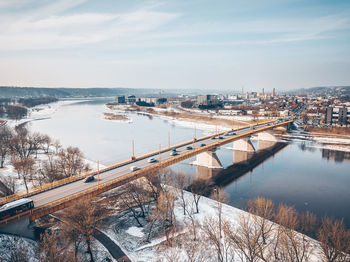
(132, 139), (135, 160)
(97, 160), (100, 185)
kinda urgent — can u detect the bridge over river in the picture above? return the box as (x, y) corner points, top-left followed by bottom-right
(0, 119), (293, 226)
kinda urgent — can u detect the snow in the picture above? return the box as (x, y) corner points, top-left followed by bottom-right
(100, 188), (324, 262)
(126, 226), (145, 238)
(6, 100), (84, 128)
(0, 234), (37, 262)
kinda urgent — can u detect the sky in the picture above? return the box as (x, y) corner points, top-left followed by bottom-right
(0, 0), (349, 92)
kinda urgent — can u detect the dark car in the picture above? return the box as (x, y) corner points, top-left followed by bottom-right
(186, 146), (193, 150)
(232, 132), (237, 135)
(218, 136), (224, 139)
(171, 148), (177, 152)
(84, 175), (95, 183)
(200, 143), (206, 147)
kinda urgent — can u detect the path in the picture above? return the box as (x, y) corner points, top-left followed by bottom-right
(94, 229), (131, 262)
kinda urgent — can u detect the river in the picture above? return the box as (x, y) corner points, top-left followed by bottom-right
(27, 98), (350, 228)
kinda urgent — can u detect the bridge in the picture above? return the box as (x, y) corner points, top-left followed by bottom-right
(0, 119), (293, 226)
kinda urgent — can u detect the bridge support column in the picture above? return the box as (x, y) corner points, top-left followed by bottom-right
(257, 131), (277, 151)
(231, 137), (255, 152)
(233, 150), (254, 164)
(0, 217), (37, 240)
(190, 149), (222, 169)
(273, 126), (287, 132)
(257, 131), (277, 142)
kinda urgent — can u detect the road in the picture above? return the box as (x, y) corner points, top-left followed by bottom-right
(29, 120), (286, 208)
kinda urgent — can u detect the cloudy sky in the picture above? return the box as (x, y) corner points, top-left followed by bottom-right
(0, 0), (349, 91)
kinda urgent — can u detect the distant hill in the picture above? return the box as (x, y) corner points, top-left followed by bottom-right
(0, 86), (237, 98)
(0, 86), (162, 98)
(288, 86), (350, 95)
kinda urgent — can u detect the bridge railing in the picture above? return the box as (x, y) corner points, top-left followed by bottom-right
(0, 119), (292, 225)
(0, 119), (278, 206)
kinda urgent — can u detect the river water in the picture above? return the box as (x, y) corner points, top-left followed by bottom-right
(27, 98), (350, 227)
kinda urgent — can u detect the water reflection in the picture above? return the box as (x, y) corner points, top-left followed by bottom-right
(322, 149), (350, 163)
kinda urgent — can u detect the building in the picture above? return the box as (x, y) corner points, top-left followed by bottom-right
(197, 95), (219, 106)
(126, 95), (137, 104)
(116, 95), (126, 104)
(325, 106), (350, 126)
(325, 107), (333, 124)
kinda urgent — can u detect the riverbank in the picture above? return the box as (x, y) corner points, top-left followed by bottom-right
(106, 104), (258, 133)
(305, 125), (350, 136)
(99, 186), (325, 262)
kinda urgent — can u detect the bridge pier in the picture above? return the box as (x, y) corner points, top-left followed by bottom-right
(190, 149), (223, 169)
(0, 217), (38, 240)
(233, 150), (254, 164)
(231, 137), (255, 152)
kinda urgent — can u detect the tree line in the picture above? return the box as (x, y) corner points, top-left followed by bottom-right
(0, 125), (89, 195)
(0, 97), (57, 120)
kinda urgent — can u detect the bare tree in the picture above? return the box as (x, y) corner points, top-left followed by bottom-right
(248, 197), (274, 245)
(38, 154), (61, 182)
(60, 221), (84, 259)
(119, 180), (153, 227)
(299, 211), (317, 237)
(153, 190), (177, 245)
(2, 237), (31, 262)
(0, 126), (13, 168)
(318, 217), (350, 262)
(61, 198), (110, 262)
(188, 178), (208, 213)
(38, 230), (80, 262)
(274, 204), (314, 262)
(53, 139), (62, 154)
(175, 172), (190, 216)
(41, 134), (52, 153)
(58, 146), (86, 177)
(0, 176), (17, 196)
(225, 213), (261, 262)
(202, 216), (234, 262)
(11, 157), (35, 192)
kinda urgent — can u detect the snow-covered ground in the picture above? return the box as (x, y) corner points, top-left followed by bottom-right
(0, 234), (37, 262)
(100, 189), (323, 262)
(6, 100), (84, 128)
(0, 233), (114, 262)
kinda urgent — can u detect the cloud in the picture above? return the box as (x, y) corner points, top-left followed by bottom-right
(0, 2), (180, 51)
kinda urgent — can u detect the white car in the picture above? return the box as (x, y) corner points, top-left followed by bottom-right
(147, 157), (157, 163)
(130, 166), (140, 171)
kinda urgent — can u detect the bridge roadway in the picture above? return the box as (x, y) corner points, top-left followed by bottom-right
(1, 119), (292, 223)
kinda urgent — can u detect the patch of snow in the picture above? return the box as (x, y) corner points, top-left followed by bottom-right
(126, 226), (144, 238)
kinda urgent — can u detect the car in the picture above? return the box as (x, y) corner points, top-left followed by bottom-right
(147, 157), (157, 163)
(186, 146), (193, 150)
(130, 166), (140, 171)
(211, 136), (217, 139)
(219, 136), (224, 139)
(224, 132), (230, 136)
(170, 151), (178, 156)
(232, 132), (237, 135)
(84, 175), (95, 183)
(171, 148), (177, 152)
(200, 143), (206, 147)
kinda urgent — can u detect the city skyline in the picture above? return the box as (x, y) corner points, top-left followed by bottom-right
(0, 0), (349, 91)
